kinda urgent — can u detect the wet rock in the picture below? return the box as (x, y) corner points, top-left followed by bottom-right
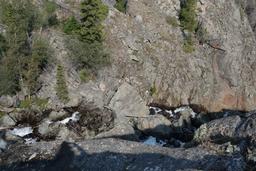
(0, 138), (246, 171)
(135, 115), (173, 138)
(194, 115), (242, 143)
(48, 110), (69, 122)
(109, 82), (148, 123)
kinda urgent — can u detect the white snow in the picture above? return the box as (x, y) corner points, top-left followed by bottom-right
(165, 109), (174, 117)
(143, 136), (166, 146)
(174, 107), (187, 113)
(9, 127), (33, 137)
(149, 107), (162, 114)
(24, 138), (37, 145)
(59, 111), (80, 124)
(190, 111), (197, 118)
(0, 138), (7, 150)
(174, 106), (197, 118)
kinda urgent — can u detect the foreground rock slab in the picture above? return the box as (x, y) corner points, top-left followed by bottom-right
(0, 138), (245, 171)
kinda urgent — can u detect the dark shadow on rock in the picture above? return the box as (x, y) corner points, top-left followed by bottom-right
(0, 141), (246, 171)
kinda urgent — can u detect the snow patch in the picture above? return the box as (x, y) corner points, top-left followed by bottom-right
(149, 106), (162, 114)
(59, 112), (80, 124)
(143, 136), (166, 146)
(174, 106), (197, 118)
(9, 127), (33, 137)
(165, 109), (174, 117)
(0, 138), (7, 150)
(24, 138), (37, 145)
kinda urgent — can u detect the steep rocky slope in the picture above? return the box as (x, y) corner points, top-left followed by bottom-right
(34, 0), (256, 113)
(101, 0), (256, 112)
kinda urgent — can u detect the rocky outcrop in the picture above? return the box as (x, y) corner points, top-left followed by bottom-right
(194, 115), (242, 143)
(109, 82), (148, 122)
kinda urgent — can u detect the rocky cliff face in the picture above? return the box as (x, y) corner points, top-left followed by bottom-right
(37, 0), (256, 113)
(99, 0), (256, 112)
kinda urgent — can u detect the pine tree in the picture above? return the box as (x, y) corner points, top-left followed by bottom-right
(79, 0), (108, 43)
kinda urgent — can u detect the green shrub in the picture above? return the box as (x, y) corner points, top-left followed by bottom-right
(0, 111), (4, 118)
(179, 0), (197, 53)
(66, 37), (110, 70)
(79, 69), (90, 82)
(183, 34), (195, 53)
(47, 14), (59, 26)
(56, 64), (69, 103)
(179, 0), (197, 32)
(114, 0), (127, 13)
(166, 16), (179, 27)
(63, 16), (81, 34)
(150, 84), (157, 96)
(0, 34), (7, 59)
(41, 0), (58, 27)
(44, 0), (57, 14)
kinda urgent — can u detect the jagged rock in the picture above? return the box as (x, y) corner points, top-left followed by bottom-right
(194, 115), (242, 143)
(0, 138), (246, 171)
(135, 115), (173, 138)
(109, 82), (148, 123)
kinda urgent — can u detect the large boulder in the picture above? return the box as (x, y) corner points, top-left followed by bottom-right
(0, 138), (246, 171)
(109, 82), (149, 123)
(194, 115), (242, 143)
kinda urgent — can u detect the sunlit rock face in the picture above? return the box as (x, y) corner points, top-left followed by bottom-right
(102, 0), (256, 112)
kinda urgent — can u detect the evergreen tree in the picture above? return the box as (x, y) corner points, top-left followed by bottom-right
(79, 0), (108, 43)
(0, 0), (51, 95)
